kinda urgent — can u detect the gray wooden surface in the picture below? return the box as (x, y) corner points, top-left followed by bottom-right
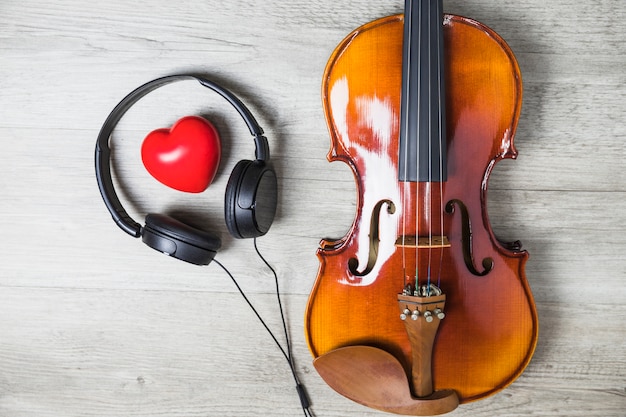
(1, 0), (625, 416)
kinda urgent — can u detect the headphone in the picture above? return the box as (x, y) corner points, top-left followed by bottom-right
(95, 75), (278, 266)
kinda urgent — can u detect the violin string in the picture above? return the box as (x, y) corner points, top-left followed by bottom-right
(213, 242), (313, 417)
(437, 0), (445, 289)
(401, 0), (413, 290)
(427, 0), (434, 293)
(415, 0), (422, 292)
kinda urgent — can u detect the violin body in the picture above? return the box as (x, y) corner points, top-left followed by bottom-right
(305, 12), (538, 405)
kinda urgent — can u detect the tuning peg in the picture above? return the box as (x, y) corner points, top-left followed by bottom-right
(411, 310), (419, 320)
(400, 308), (411, 321)
(433, 308), (445, 320)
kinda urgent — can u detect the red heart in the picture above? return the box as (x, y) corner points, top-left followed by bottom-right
(141, 116), (221, 193)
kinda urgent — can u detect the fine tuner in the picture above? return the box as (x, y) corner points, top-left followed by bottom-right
(398, 284), (446, 323)
(403, 283), (444, 297)
(399, 284), (446, 322)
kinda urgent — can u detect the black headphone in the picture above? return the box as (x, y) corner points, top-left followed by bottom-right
(95, 75), (278, 266)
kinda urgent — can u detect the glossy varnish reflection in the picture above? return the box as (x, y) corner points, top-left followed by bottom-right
(305, 13), (538, 403)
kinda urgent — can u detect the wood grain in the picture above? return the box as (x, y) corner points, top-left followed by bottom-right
(0, 0), (625, 416)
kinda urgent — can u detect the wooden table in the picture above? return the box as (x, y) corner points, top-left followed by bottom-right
(1, 0), (624, 415)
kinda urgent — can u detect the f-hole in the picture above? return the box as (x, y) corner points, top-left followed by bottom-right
(348, 199), (396, 277)
(445, 199), (494, 277)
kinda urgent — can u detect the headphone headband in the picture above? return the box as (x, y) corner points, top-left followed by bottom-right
(95, 74), (270, 237)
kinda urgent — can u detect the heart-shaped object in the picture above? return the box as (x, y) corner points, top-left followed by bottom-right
(141, 116), (221, 193)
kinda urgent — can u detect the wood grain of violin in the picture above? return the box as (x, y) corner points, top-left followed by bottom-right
(305, 0), (538, 414)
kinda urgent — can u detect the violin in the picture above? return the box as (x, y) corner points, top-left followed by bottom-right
(304, 0), (538, 414)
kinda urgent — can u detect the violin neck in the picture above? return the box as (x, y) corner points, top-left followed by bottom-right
(399, 0), (447, 183)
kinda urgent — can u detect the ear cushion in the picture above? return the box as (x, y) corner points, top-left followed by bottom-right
(225, 160), (277, 239)
(225, 160), (251, 239)
(142, 213), (222, 265)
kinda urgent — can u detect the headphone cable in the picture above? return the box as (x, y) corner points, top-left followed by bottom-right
(213, 239), (314, 417)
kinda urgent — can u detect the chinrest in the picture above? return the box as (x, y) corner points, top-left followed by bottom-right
(313, 345), (459, 415)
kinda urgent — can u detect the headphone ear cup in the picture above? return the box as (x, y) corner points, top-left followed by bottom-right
(225, 160), (277, 239)
(142, 213), (221, 265)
